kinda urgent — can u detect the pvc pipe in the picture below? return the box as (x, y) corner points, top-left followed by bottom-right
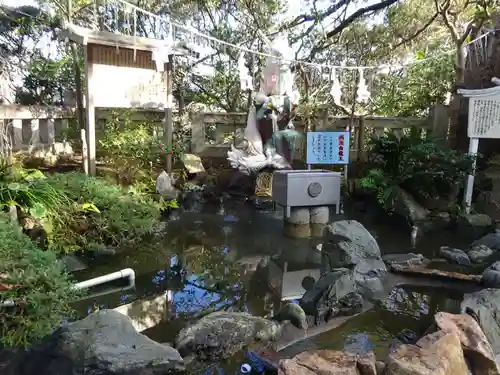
(1, 268), (136, 307)
(72, 268), (135, 290)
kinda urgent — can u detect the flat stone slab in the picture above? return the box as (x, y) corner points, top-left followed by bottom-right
(389, 264), (482, 284)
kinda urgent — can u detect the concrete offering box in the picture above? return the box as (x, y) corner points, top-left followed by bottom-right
(272, 169), (342, 215)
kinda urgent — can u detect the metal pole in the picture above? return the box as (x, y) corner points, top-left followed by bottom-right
(164, 55), (174, 174)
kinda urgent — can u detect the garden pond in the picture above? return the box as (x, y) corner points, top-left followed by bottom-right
(70, 199), (480, 374)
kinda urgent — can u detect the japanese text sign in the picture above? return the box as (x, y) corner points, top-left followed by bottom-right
(306, 131), (350, 165)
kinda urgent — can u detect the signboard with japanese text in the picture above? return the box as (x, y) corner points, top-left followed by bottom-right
(306, 131), (350, 165)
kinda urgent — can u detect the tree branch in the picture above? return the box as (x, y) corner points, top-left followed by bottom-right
(325, 0), (399, 39)
(391, 12), (439, 49)
(309, 0), (399, 57)
(280, 0), (349, 30)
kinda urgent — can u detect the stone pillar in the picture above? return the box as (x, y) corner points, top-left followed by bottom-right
(310, 206), (329, 237)
(283, 207), (310, 238)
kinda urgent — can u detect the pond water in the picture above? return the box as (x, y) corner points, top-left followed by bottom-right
(71, 199), (478, 374)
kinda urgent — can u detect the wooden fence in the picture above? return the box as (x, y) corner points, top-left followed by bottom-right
(0, 104), (449, 162)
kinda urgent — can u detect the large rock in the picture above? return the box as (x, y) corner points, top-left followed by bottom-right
(353, 257), (387, 301)
(471, 232), (500, 252)
(156, 171), (179, 200)
(385, 330), (469, 375)
(434, 312), (500, 375)
(467, 244), (493, 264)
(457, 213), (493, 238)
(300, 269), (356, 318)
(439, 246), (471, 265)
(321, 220), (387, 302)
(8, 310), (184, 375)
(391, 187), (429, 223)
(322, 220), (382, 268)
(462, 289), (500, 355)
(278, 350), (377, 375)
(482, 261), (500, 288)
(175, 304), (307, 361)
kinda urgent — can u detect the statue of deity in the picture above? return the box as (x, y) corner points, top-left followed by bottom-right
(227, 35), (302, 176)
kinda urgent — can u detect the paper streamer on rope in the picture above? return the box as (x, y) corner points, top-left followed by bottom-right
(356, 68), (370, 103)
(330, 68), (342, 105)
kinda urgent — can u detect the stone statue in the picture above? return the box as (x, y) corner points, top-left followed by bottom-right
(227, 34), (302, 176)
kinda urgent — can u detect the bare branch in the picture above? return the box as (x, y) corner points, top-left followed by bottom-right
(309, 0), (399, 57)
(391, 12), (439, 49)
(324, 0), (399, 39)
(281, 0), (349, 30)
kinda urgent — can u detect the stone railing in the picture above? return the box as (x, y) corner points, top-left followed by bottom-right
(0, 104), (449, 161)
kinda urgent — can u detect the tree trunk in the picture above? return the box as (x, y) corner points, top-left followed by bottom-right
(448, 44), (466, 150)
(70, 42), (86, 132)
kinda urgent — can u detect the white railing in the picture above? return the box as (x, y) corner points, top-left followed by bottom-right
(0, 104), (446, 161)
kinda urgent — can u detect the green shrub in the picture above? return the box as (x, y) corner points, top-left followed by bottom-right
(0, 214), (79, 347)
(43, 172), (161, 253)
(361, 132), (475, 209)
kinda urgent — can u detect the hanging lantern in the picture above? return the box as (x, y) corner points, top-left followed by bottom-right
(356, 68), (370, 103)
(329, 68), (342, 105)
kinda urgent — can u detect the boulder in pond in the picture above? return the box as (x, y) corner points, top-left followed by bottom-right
(462, 289), (500, 355)
(174, 303), (307, 361)
(322, 220), (382, 268)
(278, 349), (377, 375)
(300, 269), (356, 319)
(439, 246), (471, 265)
(434, 312), (500, 375)
(391, 186), (429, 223)
(471, 231), (500, 251)
(482, 261), (500, 288)
(457, 213), (493, 238)
(385, 330), (469, 375)
(320, 220), (388, 302)
(466, 244), (493, 264)
(7, 310), (185, 375)
(300, 269), (364, 324)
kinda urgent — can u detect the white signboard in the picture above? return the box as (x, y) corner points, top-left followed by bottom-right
(92, 64), (167, 108)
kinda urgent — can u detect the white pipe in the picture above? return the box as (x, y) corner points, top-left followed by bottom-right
(72, 268), (136, 290)
(1, 268), (136, 307)
(73, 284), (136, 302)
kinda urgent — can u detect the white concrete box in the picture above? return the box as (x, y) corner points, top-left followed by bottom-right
(272, 169), (342, 209)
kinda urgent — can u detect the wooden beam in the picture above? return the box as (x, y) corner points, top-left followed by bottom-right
(84, 45), (96, 176)
(164, 55), (174, 174)
(60, 24), (186, 55)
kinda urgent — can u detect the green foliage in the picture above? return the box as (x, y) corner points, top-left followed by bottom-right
(43, 172), (161, 253)
(0, 213), (80, 347)
(98, 111), (174, 185)
(372, 55), (455, 117)
(360, 132), (475, 209)
(0, 165), (71, 233)
(16, 52), (79, 105)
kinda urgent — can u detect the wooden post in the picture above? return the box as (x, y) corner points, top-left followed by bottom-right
(81, 128), (88, 174)
(164, 55), (174, 174)
(84, 44), (96, 176)
(356, 117), (365, 162)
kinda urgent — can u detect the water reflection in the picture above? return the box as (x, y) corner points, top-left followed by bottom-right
(280, 283), (463, 359)
(71, 200), (471, 372)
